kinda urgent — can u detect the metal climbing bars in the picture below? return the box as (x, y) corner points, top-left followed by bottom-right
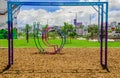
(7, 1), (108, 70)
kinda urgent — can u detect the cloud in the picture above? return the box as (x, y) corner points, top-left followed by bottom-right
(80, 0), (120, 11)
(18, 6), (97, 27)
(109, 10), (120, 23)
(19, 0), (79, 2)
(80, 0), (107, 2)
(17, 0), (120, 27)
(18, 9), (49, 26)
(109, 0), (120, 10)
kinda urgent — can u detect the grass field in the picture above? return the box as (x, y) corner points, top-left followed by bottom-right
(0, 39), (120, 48)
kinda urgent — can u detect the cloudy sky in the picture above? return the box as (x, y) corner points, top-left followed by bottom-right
(16, 0), (120, 27)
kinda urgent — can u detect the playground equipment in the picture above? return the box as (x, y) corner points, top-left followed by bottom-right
(7, 1), (108, 71)
(33, 22), (66, 54)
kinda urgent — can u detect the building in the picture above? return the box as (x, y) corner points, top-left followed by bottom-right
(118, 22), (120, 25)
(108, 21), (120, 38)
(74, 19), (84, 35)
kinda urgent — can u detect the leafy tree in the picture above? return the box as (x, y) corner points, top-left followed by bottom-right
(24, 24), (32, 43)
(87, 24), (98, 39)
(108, 30), (112, 33)
(62, 22), (75, 36)
(116, 27), (120, 33)
(68, 31), (77, 38)
(61, 22), (76, 43)
(0, 29), (8, 39)
(13, 27), (17, 39)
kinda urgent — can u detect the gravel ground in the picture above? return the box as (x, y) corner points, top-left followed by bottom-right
(0, 48), (120, 78)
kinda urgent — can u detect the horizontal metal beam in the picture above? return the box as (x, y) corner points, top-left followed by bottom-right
(8, 2), (108, 6)
(12, 5), (21, 15)
(92, 6), (99, 12)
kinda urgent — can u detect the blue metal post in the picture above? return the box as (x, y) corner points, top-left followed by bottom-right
(11, 6), (14, 65)
(100, 4), (104, 65)
(105, 2), (108, 68)
(7, 2), (12, 66)
(98, 5), (100, 41)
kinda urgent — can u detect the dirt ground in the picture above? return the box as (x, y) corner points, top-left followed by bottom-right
(0, 48), (120, 78)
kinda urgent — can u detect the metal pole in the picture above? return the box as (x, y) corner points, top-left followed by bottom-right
(47, 19), (48, 25)
(11, 23), (13, 64)
(7, 2), (12, 66)
(76, 12), (77, 22)
(100, 5), (104, 65)
(90, 14), (91, 25)
(105, 2), (108, 68)
(26, 26), (29, 43)
(11, 5), (14, 65)
(98, 0), (100, 41)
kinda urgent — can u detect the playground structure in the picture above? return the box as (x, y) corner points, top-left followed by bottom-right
(33, 22), (66, 54)
(6, 1), (108, 71)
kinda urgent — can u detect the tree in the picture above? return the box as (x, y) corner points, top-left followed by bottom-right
(62, 22), (75, 36)
(68, 31), (77, 38)
(87, 24), (98, 39)
(24, 24), (32, 43)
(13, 27), (17, 39)
(61, 22), (76, 43)
(116, 27), (120, 33)
(42, 24), (48, 30)
(0, 29), (8, 39)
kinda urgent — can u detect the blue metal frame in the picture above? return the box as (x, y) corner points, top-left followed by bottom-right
(100, 4), (104, 67)
(8, 2), (107, 6)
(7, 1), (109, 70)
(105, 2), (109, 69)
(12, 5), (21, 15)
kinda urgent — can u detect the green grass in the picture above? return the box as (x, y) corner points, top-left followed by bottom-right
(0, 39), (120, 48)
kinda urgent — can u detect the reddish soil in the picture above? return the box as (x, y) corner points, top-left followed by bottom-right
(0, 48), (120, 78)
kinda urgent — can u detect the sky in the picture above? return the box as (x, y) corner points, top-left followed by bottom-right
(15, 0), (120, 27)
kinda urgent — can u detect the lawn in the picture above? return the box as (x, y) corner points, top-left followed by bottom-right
(0, 39), (120, 48)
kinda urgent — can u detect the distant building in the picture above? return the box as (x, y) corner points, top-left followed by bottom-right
(74, 19), (84, 35)
(108, 21), (120, 38)
(74, 19), (82, 27)
(118, 22), (120, 27)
